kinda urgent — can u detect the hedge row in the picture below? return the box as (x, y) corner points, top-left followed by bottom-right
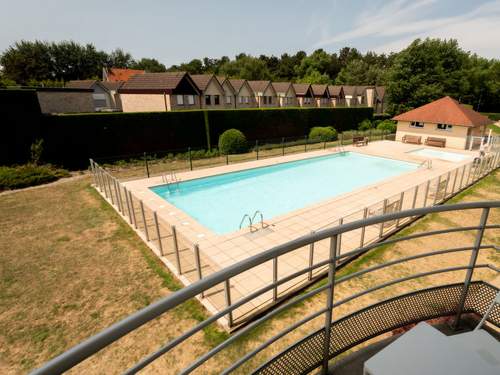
(1, 89), (373, 168)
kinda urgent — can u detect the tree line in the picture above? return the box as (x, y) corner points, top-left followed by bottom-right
(1, 38), (499, 113)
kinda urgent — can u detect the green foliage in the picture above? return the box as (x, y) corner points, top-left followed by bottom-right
(358, 119), (373, 130)
(376, 120), (397, 133)
(482, 112), (500, 121)
(131, 58), (166, 72)
(309, 126), (337, 141)
(30, 139), (44, 165)
(0, 164), (69, 191)
(335, 58), (389, 85)
(218, 54), (271, 80)
(218, 129), (248, 154)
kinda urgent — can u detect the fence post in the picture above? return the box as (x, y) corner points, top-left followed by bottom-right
(423, 180), (431, 206)
(272, 257), (278, 301)
(193, 244), (204, 297)
(256, 140), (259, 160)
(395, 191), (404, 227)
(89, 159), (98, 187)
(459, 165), (466, 190)
(224, 279), (233, 327)
(128, 190), (137, 229)
(466, 162), (474, 186)
(140, 200), (149, 241)
(106, 174), (115, 204)
(226, 153), (229, 165)
(124, 187), (133, 223)
(433, 175), (442, 205)
(443, 171), (451, 198)
(304, 135), (307, 152)
(144, 152), (150, 178)
(282, 137), (285, 156)
(359, 207), (368, 248)
(113, 179), (122, 213)
(153, 212), (164, 256)
(411, 185), (419, 210)
(336, 217), (343, 257)
(188, 147), (193, 171)
(308, 231), (315, 281)
(171, 225), (182, 274)
(452, 207), (490, 329)
(451, 168), (459, 194)
(94, 165), (102, 191)
(379, 199), (388, 238)
(321, 235), (338, 373)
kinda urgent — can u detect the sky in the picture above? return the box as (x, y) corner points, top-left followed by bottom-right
(1, 0), (499, 65)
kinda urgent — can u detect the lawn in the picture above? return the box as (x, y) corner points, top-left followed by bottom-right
(0, 170), (498, 374)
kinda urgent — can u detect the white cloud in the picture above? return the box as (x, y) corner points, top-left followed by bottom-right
(313, 0), (500, 58)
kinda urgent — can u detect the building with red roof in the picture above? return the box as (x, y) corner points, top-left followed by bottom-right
(103, 68), (145, 82)
(394, 96), (491, 149)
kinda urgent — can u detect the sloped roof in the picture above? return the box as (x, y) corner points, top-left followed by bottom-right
(292, 83), (312, 96)
(272, 82), (293, 95)
(191, 74), (216, 91)
(311, 84), (328, 97)
(101, 81), (123, 91)
(342, 85), (358, 96)
(376, 86), (386, 99)
(248, 80), (271, 94)
(328, 85), (343, 96)
(106, 68), (145, 82)
(228, 79), (247, 93)
(392, 96), (492, 128)
(217, 76), (235, 93)
(66, 80), (98, 90)
(119, 72), (196, 93)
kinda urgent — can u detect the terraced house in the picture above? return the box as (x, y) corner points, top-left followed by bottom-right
(118, 72), (200, 112)
(293, 83), (315, 107)
(248, 80), (277, 108)
(229, 79), (257, 108)
(191, 74), (226, 109)
(311, 84), (330, 107)
(272, 82), (297, 107)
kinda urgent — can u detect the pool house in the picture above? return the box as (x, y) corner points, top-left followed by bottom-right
(394, 96), (491, 149)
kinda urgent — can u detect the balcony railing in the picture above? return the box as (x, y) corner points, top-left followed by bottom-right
(31, 201), (500, 374)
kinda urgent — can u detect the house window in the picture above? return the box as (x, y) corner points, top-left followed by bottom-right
(205, 95), (211, 105)
(267, 96), (273, 104)
(214, 95), (220, 105)
(239, 96), (243, 104)
(262, 96), (268, 105)
(436, 123), (453, 131)
(410, 121), (424, 128)
(187, 95), (194, 105)
(244, 96), (249, 104)
(226, 96), (232, 104)
(177, 95), (184, 105)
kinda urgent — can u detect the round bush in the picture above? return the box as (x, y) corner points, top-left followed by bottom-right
(376, 120), (397, 133)
(218, 129), (248, 154)
(309, 126), (337, 142)
(358, 119), (373, 131)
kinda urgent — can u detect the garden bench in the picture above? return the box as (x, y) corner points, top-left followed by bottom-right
(353, 136), (368, 147)
(402, 135), (422, 144)
(425, 137), (446, 148)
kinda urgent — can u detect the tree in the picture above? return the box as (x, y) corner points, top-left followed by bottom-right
(298, 69), (331, 84)
(386, 38), (470, 114)
(219, 55), (271, 80)
(107, 48), (134, 68)
(131, 58), (166, 72)
(335, 59), (387, 85)
(295, 49), (338, 81)
(0, 40), (53, 83)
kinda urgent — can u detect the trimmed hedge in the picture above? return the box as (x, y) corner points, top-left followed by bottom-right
(0, 90), (42, 165)
(1, 89), (373, 168)
(0, 164), (70, 191)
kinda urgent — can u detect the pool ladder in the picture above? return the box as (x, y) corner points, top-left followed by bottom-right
(239, 210), (268, 233)
(419, 159), (432, 169)
(162, 171), (181, 192)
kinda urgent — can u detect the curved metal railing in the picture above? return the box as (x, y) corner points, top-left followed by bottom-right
(32, 201), (500, 375)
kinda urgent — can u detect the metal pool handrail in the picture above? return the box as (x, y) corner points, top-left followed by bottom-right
(31, 201), (500, 375)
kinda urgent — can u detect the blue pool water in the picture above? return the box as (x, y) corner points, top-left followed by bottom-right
(151, 152), (417, 234)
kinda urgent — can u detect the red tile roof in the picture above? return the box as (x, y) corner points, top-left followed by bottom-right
(392, 96), (492, 128)
(106, 68), (145, 82)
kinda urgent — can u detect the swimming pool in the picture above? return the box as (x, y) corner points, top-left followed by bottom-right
(151, 152), (417, 234)
(407, 148), (470, 162)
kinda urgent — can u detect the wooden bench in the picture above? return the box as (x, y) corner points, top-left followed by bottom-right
(402, 135), (422, 144)
(425, 137), (446, 148)
(353, 136), (368, 147)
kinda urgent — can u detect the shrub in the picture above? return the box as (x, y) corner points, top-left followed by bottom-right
(30, 139), (44, 165)
(309, 126), (338, 141)
(358, 119), (373, 131)
(376, 120), (397, 133)
(218, 129), (248, 154)
(0, 164), (69, 191)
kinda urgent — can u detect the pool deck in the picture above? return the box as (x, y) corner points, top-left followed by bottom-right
(121, 141), (477, 326)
